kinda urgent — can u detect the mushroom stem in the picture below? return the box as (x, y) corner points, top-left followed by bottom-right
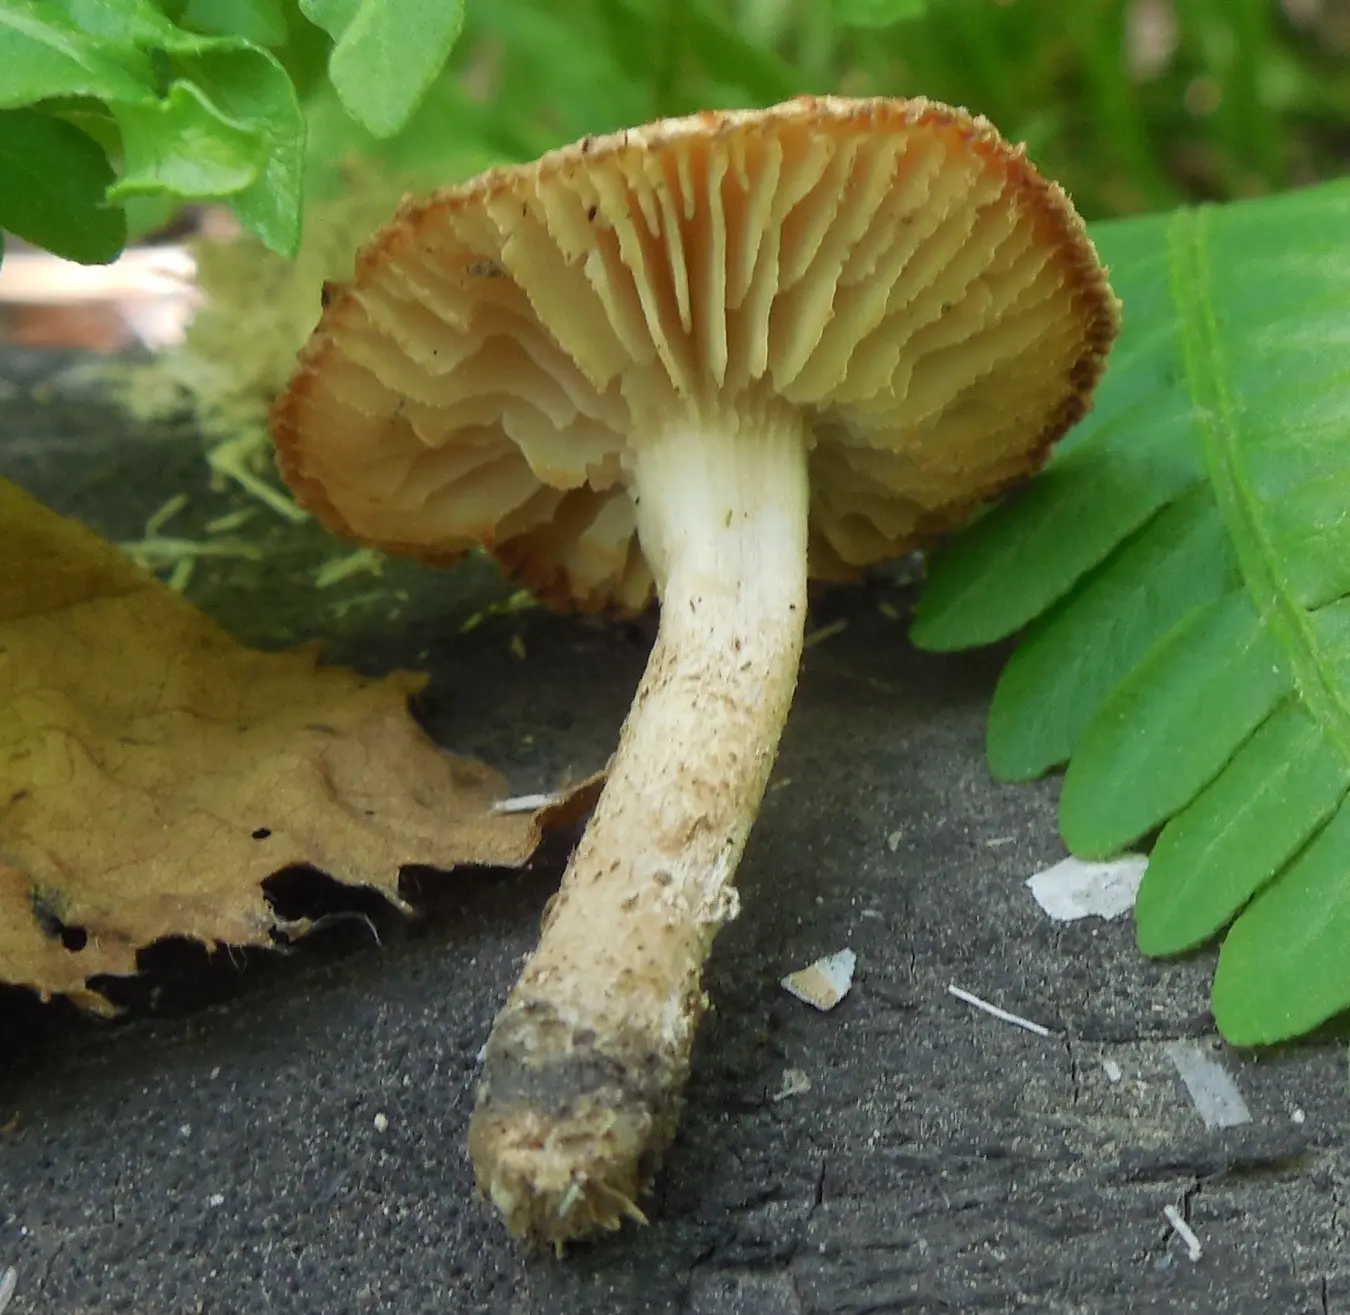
(469, 404), (811, 1246)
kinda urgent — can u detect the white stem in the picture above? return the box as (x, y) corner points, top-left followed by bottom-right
(469, 403), (810, 1245)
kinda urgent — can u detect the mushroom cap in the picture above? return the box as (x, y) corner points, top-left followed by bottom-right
(272, 95), (1119, 613)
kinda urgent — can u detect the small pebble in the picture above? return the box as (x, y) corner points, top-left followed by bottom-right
(374, 1112), (389, 1133)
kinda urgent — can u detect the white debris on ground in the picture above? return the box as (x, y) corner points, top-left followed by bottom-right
(0, 1267), (16, 1315)
(1163, 1204), (1203, 1262)
(1026, 854), (1149, 922)
(1164, 1040), (1252, 1129)
(1102, 1058), (1124, 1083)
(373, 1112), (389, 1133)
(771, 1068), (813, 1102)
(781, 949), (857, 1011)
(490, 791), (564, 815)
(947, 983), (1052, 1038)
(802, 618), (849, 649)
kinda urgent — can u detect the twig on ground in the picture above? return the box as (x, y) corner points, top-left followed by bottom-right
(947, 983), (1052, 1037)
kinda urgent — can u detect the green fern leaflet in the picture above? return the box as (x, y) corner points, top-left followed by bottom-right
(911, 177), (1350, 1046)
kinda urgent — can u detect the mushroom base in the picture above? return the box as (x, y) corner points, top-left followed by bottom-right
(467, 1003), (678, 1247)
(469, 405), (812, 1248)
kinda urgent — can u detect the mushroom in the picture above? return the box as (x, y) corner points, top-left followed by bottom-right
(271, 95), (1119, 1247)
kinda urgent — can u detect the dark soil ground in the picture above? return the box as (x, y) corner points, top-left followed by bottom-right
(1, 351), (1346, 1314)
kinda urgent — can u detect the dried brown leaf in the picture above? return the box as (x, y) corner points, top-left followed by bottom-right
(0, 480), (592, 1010)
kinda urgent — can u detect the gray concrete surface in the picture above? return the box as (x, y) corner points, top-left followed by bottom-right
(1, 351), (1347, 1314)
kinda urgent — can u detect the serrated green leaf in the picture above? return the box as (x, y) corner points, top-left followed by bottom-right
(2, 0), (304, 257)
(1213, 798), (1350, 1044)
(1059, 589), (1292, 857)
(1137, 702), (1350, 955)
(303, 0), (466, 138)
(109, 78), (266, 199)
(0, 2), (154, 106)
(987, 485), (1237, 781)
(0, 107), (125, 263)
(172, 47), (304, 255)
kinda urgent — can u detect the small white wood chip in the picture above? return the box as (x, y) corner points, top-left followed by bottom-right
(781, 949), (856, 1011)
(947, 984), (1052, 1037)
(1026, 854), (1148, 922)
(803, 618), (848, 649)
(490, 792), (562, 815)
(1164, 1040), (1251, 1129)
(772, 1068), (813, 1101)
(1102, 1058), (1123, 1083)
(0, 1267), (17, 1315)
(1163, 1204), (1202, 1262)
(886, 829), (903, 852)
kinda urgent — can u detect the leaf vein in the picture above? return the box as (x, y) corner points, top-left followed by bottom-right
(1168, 206), (1350, 759)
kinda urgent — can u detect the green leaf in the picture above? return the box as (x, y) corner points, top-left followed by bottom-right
(109, 78), (266, 199)
(0, 107), (125, 263)
(1214, 798), (1350, 1044)
(302, 0), (466, 138)
(833, 0), (928, 28)
(0, 2), (153, 105)
(1059, 589), (1293, 857)
(172, 47), (305, 255)
(911, 225), (1201, 651)
(181, 0), (289, 47)
(300, 0), (359, 37)
(912, 179), (1350, 1042)
(987, 486), (1237, 781)
(45, 0), (181, 46)
(913, 177), (1350, 1043)
(6, 0), (304, 256)
(1137, 703), (1350, 955)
